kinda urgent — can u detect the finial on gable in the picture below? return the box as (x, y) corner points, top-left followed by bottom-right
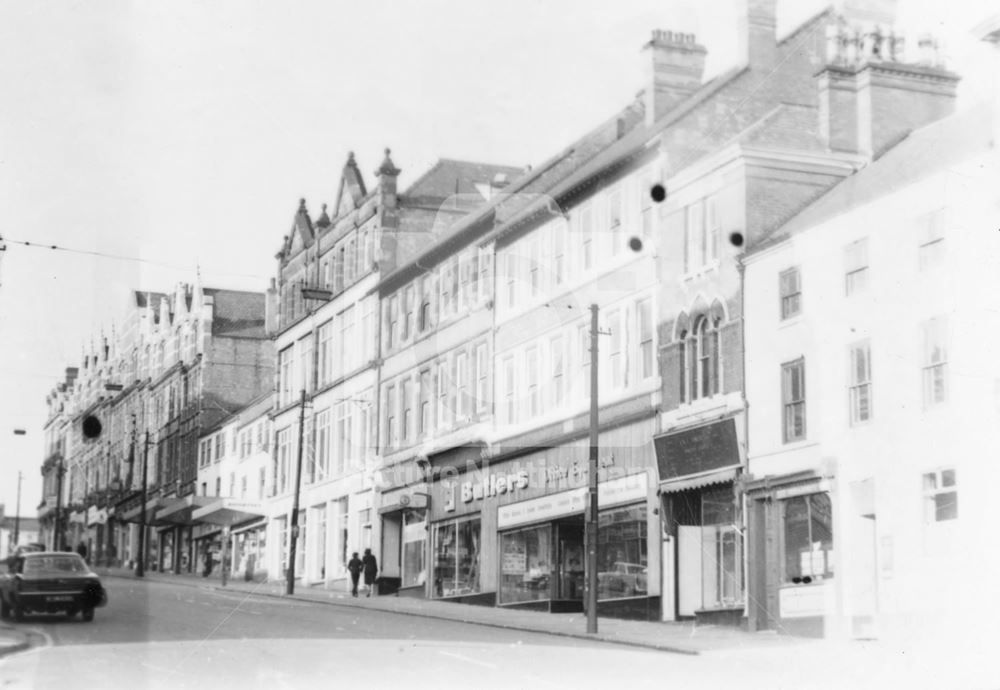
(376, 147), (400, 177)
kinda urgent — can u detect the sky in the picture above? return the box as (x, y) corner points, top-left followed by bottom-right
(1, 0), (996, 518)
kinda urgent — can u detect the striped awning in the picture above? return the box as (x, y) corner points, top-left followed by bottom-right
(659, 465), (741, 493)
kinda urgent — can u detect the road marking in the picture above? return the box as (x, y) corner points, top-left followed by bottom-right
(437, 650), (498, 669)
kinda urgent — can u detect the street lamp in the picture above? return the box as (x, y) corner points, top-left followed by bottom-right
(12, 430), (26, 547)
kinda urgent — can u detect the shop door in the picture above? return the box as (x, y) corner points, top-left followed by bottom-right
(556, 522), (584, 601)
(677, 525), (702, 617)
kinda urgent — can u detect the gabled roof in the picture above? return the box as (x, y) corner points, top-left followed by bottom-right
(334, 151), (368, 217)
(202, 288), (267, 339)
(753, 102), (995, 254)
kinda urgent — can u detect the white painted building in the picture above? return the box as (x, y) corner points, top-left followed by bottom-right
(742, 102), (1000, 642)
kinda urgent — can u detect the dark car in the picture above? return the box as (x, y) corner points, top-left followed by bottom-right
(0, 551), (107, 622)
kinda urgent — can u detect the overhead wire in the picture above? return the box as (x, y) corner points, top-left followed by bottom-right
(0, 235), (269, 281)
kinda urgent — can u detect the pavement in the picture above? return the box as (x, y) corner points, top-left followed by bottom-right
(90, 566), (813, 656)
(0, 623), (30, 658)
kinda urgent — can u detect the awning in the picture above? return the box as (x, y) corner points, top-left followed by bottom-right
(192, 498), (265, 527)
(659, 465), (740, 494)
(156, 495), (217, 525)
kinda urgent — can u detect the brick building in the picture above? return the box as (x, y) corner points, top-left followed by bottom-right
(40, 282), (272, 573)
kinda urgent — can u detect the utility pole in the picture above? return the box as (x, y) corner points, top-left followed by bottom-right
(14, 471), (22, 546)
(286, 389), (307, 595)
(136, 431), (149, 577)
(55, 456), (65, 551)
(586, 303), (600, 634)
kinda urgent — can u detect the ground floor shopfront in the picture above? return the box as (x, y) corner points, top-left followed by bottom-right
(654, 414), (746, 625)
(415, 417), (662, 620)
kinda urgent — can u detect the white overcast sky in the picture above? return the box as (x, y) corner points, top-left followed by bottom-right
(1, 0), (996, 515)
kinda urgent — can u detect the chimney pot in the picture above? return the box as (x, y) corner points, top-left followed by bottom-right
(643, 29), (707, 125)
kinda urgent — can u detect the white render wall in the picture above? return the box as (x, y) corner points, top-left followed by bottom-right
(744, 143), (1000, 641)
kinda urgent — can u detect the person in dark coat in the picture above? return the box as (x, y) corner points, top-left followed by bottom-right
(76, 542), (88, 563)
(361, 548), (378, 597)
(347, 552), (363, 597)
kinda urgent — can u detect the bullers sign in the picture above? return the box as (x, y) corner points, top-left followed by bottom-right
(461, 469), (529, 503)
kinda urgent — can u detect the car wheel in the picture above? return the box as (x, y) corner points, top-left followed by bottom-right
(82, 607), (94, 622)
(66, 608), (78, 620)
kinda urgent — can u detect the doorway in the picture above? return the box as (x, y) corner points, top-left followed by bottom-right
(552, 518), (584, 611)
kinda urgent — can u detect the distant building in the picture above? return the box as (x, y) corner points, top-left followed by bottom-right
(0, 505), (41, 555)
(40, 281), (272, 573)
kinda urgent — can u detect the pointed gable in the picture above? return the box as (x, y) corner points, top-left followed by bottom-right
(334, 151), (368, 217)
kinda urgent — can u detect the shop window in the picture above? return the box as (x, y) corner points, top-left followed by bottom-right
(402, 510), (426, 588)
(597, 505), (648, 600)
(432, 517), (480, 598)
(782, 492), (833, 584)
(782, 358), (806, 443)
(499, 525), (552, 604)
(923, 469), (958, 522)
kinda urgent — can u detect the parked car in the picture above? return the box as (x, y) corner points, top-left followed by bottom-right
(597, 562), (648, 597)
(0, 551), (107, 622)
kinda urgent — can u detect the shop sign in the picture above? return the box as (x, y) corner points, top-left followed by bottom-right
(497, 472), (648, 529)
(460, 469), (529, 504)
(654, 419), (739, 480)
(543, 456), (615, 485)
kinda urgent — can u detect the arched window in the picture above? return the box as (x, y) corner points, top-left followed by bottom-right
(680, 314), (722, 403)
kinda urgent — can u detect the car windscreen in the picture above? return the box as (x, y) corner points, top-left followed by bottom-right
(22, 556), (89, 575)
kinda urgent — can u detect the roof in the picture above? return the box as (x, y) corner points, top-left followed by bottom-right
(402, 158), (524, 202)
(752, 102), (995, 254)
(1, 516), (41, 531)
(134, 291), (167, 309)
(202, 288), (267, 338)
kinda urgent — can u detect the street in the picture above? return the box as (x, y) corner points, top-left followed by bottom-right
(3, 576), (999, 690)
(10, 576), (602, 648)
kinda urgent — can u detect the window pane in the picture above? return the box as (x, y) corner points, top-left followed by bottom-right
(941, 469), (956, 488)
(499, 525), (551, 604)
(934, 492), (958, 521)
(597, 505), (648, 600)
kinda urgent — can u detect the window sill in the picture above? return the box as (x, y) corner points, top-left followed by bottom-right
(778, 314), (803, 329)
(681, 261), (721, 283)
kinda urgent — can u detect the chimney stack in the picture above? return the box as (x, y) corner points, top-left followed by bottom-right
(817, 16), (959, 157)
(642, 30), (707, 126)
(737, 0), (777, 71)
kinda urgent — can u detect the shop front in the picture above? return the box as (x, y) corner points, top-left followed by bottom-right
(155, 495), (215, 574)
(378, 483), (428, 597)
(654, 416), (745, 625)
(192, 498), (266, 581)
(744, 471), (835, 638)
(426, 421), (660, 620)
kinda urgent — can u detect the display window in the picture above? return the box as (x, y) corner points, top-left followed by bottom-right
(432, 517), (480, 597)
(499, 524), (552, 604)
(782, 492), (833, 584)
(596, 504), (648, 600)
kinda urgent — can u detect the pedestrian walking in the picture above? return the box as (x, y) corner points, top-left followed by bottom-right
(76, 542), (88, 563)
(347, 552), (363, 597)
(362, 548), (378, 597)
